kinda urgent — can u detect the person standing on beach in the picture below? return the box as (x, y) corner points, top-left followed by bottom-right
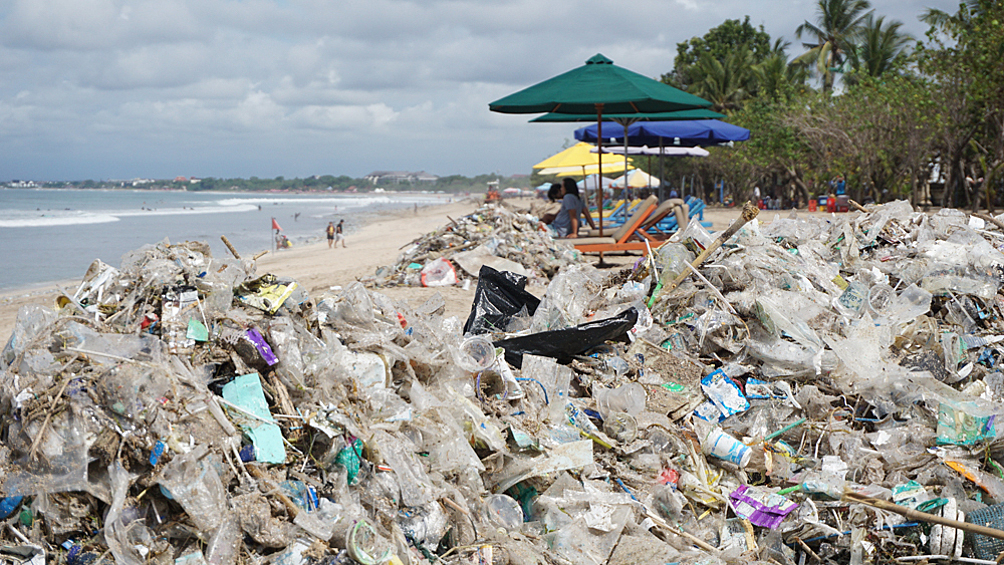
(326, 222), (335, 248)
(335, 219), (346, 248)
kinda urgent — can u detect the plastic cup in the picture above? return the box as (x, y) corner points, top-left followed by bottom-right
(603, 412), (638, 443)
(867, 284), (895, 315)
(595, 382), (646, 420)
(702, 427), (752, 468)
(483, 494), (523, 532)
(457, 336), (496, 372)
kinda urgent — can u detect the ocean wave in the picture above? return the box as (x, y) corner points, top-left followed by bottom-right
(0, 204), (259, 227)
(113, 204), (259, 217)
(0, 213), (121, 228)
(215, 196), (393, 207)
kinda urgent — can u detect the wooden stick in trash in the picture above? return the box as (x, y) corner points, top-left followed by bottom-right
(645, 510), (720, 554)
(848, 199), (869, 213)
(843, 491), (1004, 540)
(656, 201), (760, 299)
(247, 464), (301, 518)
(221, 235), (241, 260)
(975, 213), (1004, 232)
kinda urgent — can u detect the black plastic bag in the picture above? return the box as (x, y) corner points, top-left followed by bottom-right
(463, 265), (541, 335)
(495, 307), (638, 368)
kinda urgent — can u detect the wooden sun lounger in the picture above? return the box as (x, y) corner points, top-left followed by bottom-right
(567, 196), (659, 253)
(641, 198), (690, 235)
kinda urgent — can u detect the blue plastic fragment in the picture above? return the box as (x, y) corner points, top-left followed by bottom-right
(239, 444), (255, 462)
(149, 440), (166, 466)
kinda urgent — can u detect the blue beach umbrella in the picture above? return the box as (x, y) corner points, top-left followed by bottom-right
(576, 119), (750, 147)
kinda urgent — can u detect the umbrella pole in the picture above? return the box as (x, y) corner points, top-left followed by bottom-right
(596, 104), (604, 238)
(623, 124), (629, 222)
(659, 137), (665, 201)
(595, 104), (612, 268)
(647, 155), (652, 192)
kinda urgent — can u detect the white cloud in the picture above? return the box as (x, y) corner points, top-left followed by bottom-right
(0, 0), (961, 180)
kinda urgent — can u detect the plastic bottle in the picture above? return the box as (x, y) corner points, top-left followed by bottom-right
(656, 243), (695, 286)
(693, 418), (751, 468)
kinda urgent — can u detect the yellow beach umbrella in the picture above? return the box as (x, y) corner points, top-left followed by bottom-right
(553, 165), (633, 178)
(534, 142), (632, 176)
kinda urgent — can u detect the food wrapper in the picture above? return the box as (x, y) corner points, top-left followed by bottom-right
(729, 485), (798, 529)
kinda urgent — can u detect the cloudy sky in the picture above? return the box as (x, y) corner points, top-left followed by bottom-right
(0, 0), (956, 181)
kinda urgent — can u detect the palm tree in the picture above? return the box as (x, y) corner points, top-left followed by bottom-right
(844, 15), (913, 84)
(795, 0), (874, 93)
(690, 47), (755, 112)
(921, 0), (983, 31)
(752, 39), (811, 101)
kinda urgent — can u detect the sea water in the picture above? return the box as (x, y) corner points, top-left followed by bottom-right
(0, 188), (444, 290)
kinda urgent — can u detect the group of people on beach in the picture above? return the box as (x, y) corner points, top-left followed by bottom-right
(539, 177), (595, 238)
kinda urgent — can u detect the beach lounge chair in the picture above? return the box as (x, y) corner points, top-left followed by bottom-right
(567, 196), (660, 253)
(646, 196), (713, 235)
(641, 198), (690, 234)
(590, 198), (639, 221)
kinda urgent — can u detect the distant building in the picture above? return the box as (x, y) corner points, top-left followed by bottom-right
(174, 176), (188, 182)
(8, 180), (39, 188)
(364, 171), (439, 185)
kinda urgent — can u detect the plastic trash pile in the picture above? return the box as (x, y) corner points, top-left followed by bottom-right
(366, 203), (578, 288)
(8, 200), (1004, 565)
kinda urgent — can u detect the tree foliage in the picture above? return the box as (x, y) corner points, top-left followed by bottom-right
(794, 0), (874, 92)
(916, 0), (1004, 210)
(843, 14), (914, 86)
(663, 17), (772, 91)
(654, 3), (1001, 209)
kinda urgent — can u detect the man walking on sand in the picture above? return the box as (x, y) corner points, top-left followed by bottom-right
(326, 221), (335, 248)
(335, 219), (346, 248)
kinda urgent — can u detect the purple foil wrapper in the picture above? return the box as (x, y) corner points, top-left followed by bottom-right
(246, 328), (279, 366)
(729, 484), (798, 529)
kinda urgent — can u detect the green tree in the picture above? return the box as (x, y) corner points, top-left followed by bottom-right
(795, 0), (874, 93)
(708, 95), (816, 204)
(844, 14), (913, 85)
(916, 0), (1004, 209)
(752, 40), (812, 102)
(689, 47), (756, 112)
(663, 16), (771, 91)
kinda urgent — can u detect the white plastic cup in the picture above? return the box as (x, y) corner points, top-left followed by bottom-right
(702, 427), (752, 468)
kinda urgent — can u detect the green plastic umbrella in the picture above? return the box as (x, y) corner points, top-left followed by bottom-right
(489, 54), (711, 115)
(528, 108), (724, 123)
(489, 53), (711, 237)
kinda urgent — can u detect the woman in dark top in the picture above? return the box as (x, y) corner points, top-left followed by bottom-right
(553, 177), (596, 238)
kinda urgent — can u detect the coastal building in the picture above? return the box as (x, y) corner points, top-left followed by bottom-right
(7, 180), (39, 188)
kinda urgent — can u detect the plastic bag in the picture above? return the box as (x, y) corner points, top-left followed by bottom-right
(420, 258), (458, 287)
(495, 307), (638, 368)
(463, 265), (540, 336)
(104, 463), (149, 565)
(158, 445), (227, 533)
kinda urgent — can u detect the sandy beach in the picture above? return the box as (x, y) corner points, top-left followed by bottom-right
(0, 198), (819, 340)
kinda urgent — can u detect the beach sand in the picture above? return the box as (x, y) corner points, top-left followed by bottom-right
(0, 198), (819, 340)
